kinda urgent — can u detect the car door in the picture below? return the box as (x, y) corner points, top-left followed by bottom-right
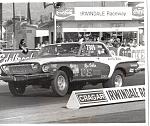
(79, 43), (110, 80)
(92, 43), (111, 79)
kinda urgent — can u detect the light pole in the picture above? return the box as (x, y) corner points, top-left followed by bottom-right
(13, 3), (16, 49)
(53, 2), (57, 44)
(0, 3), (2, 40)
(43, 2), (64, 44)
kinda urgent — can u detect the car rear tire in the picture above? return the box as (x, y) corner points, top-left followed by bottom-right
(8, 82), (26, 96)
(51, 70), (69, 96)
(102, 70), (124, 88)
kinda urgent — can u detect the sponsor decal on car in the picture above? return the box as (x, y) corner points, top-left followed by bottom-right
(84, 63), (96, 68)
(0, 53), (34, 63)
(70, 64), (80, 76)
(80, 67), (93, 77)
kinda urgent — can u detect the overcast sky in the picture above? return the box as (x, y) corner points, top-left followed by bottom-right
(2, 2), (53, 21)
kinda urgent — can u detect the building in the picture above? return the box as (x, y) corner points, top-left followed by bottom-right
(3, 19), (49, 49)
(40, 1), (144, 46)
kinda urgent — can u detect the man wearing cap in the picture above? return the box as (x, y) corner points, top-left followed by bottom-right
(84, 34), (91, 42)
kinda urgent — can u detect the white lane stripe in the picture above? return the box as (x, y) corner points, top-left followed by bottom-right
(0, 116), (23, 120)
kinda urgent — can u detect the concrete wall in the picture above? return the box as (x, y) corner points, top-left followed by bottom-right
(26, 27), (36, 49)
(65, 1), (126, 7)
(62, 20), (142, 29)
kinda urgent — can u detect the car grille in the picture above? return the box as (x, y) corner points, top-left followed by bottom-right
(8, 64), (35, 75)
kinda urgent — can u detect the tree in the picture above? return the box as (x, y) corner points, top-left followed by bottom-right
(4, 20), (13, 27)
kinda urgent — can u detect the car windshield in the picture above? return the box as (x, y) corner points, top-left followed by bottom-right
(38, 43), (81, 57)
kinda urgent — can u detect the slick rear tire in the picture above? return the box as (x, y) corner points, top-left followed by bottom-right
(102, 70), (124, 88)
(8, 82), (26, 96)
(51, 70), (69, 97)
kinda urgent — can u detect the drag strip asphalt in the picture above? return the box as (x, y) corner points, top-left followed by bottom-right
(0, 71), (145, 123)
(54, 109), (145, 123)
(0, 100), (145, 123)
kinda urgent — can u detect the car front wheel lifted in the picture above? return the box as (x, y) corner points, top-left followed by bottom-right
(51, 70), (69, 96)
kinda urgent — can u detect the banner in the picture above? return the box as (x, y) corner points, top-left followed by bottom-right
(0, 50), (39, 65)
(56, 7), (134, 20)
(54, 7), (144, 21)
(75, 7), (132, 20)
(109, 46), (145, 68)
(131, 46), (145, 63)
(117, 46), (145, 63)
(132, 7), (144, 20)
(56, 8), (75, 20)
(66, 85), (145, 109)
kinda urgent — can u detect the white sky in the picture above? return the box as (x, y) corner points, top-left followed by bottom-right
(2, 2), (53, 21)
(1, 0), (146, 21)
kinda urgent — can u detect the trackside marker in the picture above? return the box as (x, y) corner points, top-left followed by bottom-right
(66, 85), (145, 109)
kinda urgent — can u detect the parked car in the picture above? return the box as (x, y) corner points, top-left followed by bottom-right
(0, 42), (139, 96)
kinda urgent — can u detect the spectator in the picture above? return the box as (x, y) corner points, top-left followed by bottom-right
(84, 34), (91, 42)
(105, 41), (113, 48)
(97, 37), (100, 42)
(112, 37), (117, 48)
(0, 43), (3, 50)
(79, 34), (84, 42)
(19, 39), (28, 54)
(131, 39), (137, 47)
(79, 37), (84, 42)
(93, 37), (98, 42)
(101, 37), (104, 41)
(121, 38), (127, 47)
(35, 43), (41, 49)
(41, 41), (49, 47)
(127, 39), (133, 47)
(56, 38), (62, 43)
(117, 38), (121, 45)
(109, 37), (114, 45)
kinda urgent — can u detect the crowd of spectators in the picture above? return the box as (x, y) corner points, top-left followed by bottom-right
(33, 34), (138, 50)
(78, 34), (138, 48)
(104, 37), (138, 48)
(35, 41), (49, 49)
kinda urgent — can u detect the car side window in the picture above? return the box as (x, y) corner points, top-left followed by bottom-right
(80, 44), (96, 56)
(80, 43), (110, 57)
(96, 44), (109, 57)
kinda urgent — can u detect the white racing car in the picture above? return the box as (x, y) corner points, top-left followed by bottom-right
(0, 42), (139, 96)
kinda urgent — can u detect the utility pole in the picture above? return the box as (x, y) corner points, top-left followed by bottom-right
(43, 2), (64, 44)
(13, 3), (15, 49)
(27, 2), (32, 24)
(0, 3), (2, 40)
(53, 2), (57, 44)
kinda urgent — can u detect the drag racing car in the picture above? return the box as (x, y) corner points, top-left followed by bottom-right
(0, 42), (139, 96)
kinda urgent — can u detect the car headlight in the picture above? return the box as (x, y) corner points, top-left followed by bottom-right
(42, 64), (50, 72)
(2, 66), (9, 74)
(31, 63), (39, 70)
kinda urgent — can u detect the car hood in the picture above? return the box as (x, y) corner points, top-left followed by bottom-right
(1, 55), (137, 66)
(22, 55), (137, 64)
(20, 56), (94, 65)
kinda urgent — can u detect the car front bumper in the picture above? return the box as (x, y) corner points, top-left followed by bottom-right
(0, 73), (53, 82)
(134, 68), (145, 73)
